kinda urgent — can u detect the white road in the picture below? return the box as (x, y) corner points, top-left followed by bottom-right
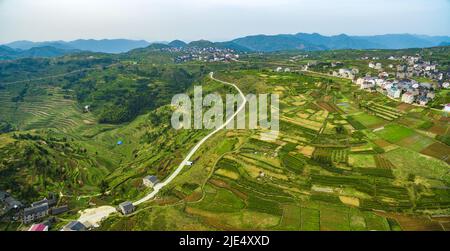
(134, 72), (246, 205)
(76, 72), (247, 226)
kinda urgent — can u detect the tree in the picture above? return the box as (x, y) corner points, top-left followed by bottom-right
(352, 131), (365, 141)
(99, 180), (109, 195)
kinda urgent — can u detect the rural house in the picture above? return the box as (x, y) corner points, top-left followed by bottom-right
(5, 196), (23, 210)
(31, 197), (57, 208)
(50, 205), (69, 215)
(143, 175), (159, 188)
(23, 203), (49, 224)
(401, 92), (415, 104)
(119, 201), (135, 215)
(28, 223), (49, 231)
(62, 221), (87, 231)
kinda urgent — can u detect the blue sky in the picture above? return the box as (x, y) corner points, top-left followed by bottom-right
(0, 0), (449, 43)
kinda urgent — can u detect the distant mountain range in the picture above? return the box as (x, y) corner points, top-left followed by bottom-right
(0, 39), (151, 60)
(1, 33), (449, 60)
(230, 33), (450, 52)
(5, 39), (150, 53)
(0, 45), (81, 60)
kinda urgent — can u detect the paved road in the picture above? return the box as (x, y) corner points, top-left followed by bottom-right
(134, 72), (247, 205)
(76, 72), (247, 226)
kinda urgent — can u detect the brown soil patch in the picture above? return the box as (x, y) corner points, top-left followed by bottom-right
(317, 101), (340, 113)
(439, 116), (450, 122)
(420, 142), (450, 164)
(396, 103), (413, 112)
(184, 191), (203, 202)
(376, 212), (445, 231)
(428, 125), (446, 135)
(208, 178), (248, 200)
(339, 196), (360, 207)
(373, 139), (391, 148)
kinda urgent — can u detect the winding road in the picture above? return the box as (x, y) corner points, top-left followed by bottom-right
(77, 72), (247, 227)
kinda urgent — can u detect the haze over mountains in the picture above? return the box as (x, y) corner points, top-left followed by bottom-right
(1, 33), (450, 60)
(232, 33), (450, 51)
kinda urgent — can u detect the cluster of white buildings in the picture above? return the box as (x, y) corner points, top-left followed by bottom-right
(174, 47), (240, 63)
(368, 55), (445, 81)
(368, 62), (383, 70)
(332, 68), (359, 79)
(356, 77), (436, 106)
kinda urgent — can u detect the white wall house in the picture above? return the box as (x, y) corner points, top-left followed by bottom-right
(401, 93), (415, 104)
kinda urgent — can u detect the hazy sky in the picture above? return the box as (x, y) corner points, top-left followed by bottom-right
(0, 0), (449, 43)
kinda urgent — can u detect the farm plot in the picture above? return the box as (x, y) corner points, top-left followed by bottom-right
(191, 184), (246, 213)
(319, 204), (351, 230)
(348, 154), (376, 168)
(372, 138), (394, 150)
(374, 155), (396, 169)
(281, 153), (305, 174)
(396, 134), (435, 152)
(428, 124), (447, 135)
(374, 124), (415, 143)
(281, 116), (323, 132)
(2, 87), (95, 132)
(376, 212), (445, 231)
(246, 195), (283, 216)
(331, 149), (348, 164)
(312, 148), (333, 164)
(300, 207), (320, 230)
(278, 204), (302, 230)
(316, 102), (341, 113)
(348, 112), (385, 129)
(363, 103), (404, 121)
(385, 148), (450, 183)
(420, 142), (450, 164)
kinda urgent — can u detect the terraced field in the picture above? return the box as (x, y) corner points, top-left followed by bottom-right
(97, 69), (450, 231)
(0, 85), (97, 133)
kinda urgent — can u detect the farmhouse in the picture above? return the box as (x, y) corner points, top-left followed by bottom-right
(378, 72), (389, 78)
(31, 197), (57, 208)
(356, 77), (376, 90)
(23, 203), (49, 224)
(28, 223), (49, 231)
(4, 196), (23, 210)
(335, 68), (355, 79)
(387, 86), (401, 99)
(62, 221), (86, 231)
(119, 201), (135, 215)
(50, 205), (69, 215)
(418, 96), (428, 106)
(143, 175), (159, 188)
(401, 92), (415, 104)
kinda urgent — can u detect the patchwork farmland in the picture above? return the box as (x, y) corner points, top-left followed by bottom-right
(99, 69), (450, 231)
